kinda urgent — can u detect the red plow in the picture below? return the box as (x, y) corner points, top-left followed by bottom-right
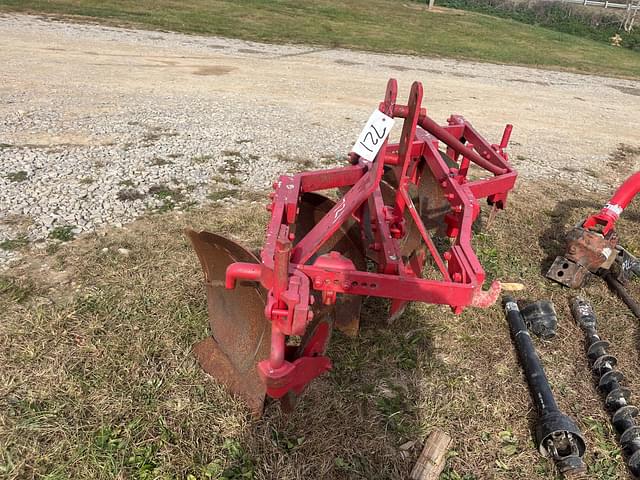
(186, 79), (518, 416)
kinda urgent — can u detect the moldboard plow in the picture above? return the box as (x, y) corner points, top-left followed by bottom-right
(186, 79), (518, 416)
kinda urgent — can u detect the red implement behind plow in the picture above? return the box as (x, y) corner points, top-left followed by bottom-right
(186, 79), (518, 416)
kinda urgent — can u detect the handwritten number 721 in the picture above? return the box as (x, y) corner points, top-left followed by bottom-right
(359, 124), (387, 153)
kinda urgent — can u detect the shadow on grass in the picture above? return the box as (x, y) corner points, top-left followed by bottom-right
(537, 197), (604, 275)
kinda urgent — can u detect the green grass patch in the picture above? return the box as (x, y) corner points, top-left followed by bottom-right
(192, 154), (214, 164)
(150, 156), (174, 166)
(49, 225), (75, 242)
(1, 0), (639, 77)
(438, 0), (640, 51)
(6, 171), (28, 182)
(207, 188), (239, 201)
(0, 237), (29, 251)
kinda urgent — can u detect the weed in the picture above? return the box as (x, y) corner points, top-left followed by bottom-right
(155, 200), (176, 213)
(208, 189), (239, 201)
(441, 470), (477, 480)
(320, 153), (343, 165)
(117, 188), (146, 201)
(6, 171), (28, 182)
(0, 276), (32, 302)
(374, 381), (416, 436)
(78, 177), (94, 184)
(235, 139), (252, 145)
(219, 157), (241, 175)
(0, 143), (13, 149)
(142, 129), (178, 144)
(609, 143), (640, 165)
(474, 232), (499, 280)
(222, 149), (242, 158)
(0, 237), (29, 250)
(269, 427), (304, 452)
(167, 153), (183, 159)
(46, 243), (60, 255)
(151, 156), (173, 166)
(147, 184), (185, 212)
(49, 226), (75, 242)
(149, 184), (184, 201)
(192, 154), (214, 164)
(227, 177), (242, 186)
(220, 439), (254, 479)
(119, 179), (136, 187)
(275, 153), (314, 170)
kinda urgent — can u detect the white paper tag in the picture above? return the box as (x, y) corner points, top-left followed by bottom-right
(352, 109), (395, 162)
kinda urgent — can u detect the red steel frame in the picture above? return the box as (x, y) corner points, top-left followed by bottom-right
(225, 79), (517, 399)
(582, 171), (640, 235)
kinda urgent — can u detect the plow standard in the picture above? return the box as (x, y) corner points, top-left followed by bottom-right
(186, 79), (517, 416)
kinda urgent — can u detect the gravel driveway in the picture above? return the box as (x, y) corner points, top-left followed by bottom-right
(1, 13), (639, 267)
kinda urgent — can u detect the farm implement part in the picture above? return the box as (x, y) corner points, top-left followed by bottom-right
(547, 171), (640, 289)
(504, 296), (587, 478)
(186, 79), (517, 416)
(571, 297), (640, 477)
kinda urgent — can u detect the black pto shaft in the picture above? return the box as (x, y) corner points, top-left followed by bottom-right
(571, 297), (640, 477)
(504, 295), (587, 477)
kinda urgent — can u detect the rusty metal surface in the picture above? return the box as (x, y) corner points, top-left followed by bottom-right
(295, 192), (366, 336)
(193, 337), (266, 417)
(185, 229), (270, 416)
(546, 227), (618, 288)
(546, 256), (590, 289)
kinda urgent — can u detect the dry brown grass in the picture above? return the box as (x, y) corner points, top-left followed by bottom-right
(2, 176), (640, 479)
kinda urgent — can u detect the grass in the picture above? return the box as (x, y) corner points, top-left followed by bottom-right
(0, 0), (639, 77)
(2, 176), (640, 478)
(48, 226), (75, 242)
(117, 188), (146, 202)
(439, 0), (640, 51)
(150, 157), (174, 167)
(207, 189), (240, 201)
(6, 171), (28, 183)
(192, 155), (214, 165)
(148, 184), (187, 213)
(0, 237), (29, 251)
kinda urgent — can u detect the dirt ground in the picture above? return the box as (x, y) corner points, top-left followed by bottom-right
(2, 13), (640, 480)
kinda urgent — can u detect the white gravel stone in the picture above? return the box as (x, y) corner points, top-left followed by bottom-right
(1, 13), (638, 269)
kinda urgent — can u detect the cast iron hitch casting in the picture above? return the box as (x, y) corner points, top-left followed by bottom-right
(547, 171), (640, 289)
(504, 295), (587, 477)
(571, 297), (640, 477)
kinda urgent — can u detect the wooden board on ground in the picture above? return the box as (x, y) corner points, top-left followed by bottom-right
(410, 429), (452, 480)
